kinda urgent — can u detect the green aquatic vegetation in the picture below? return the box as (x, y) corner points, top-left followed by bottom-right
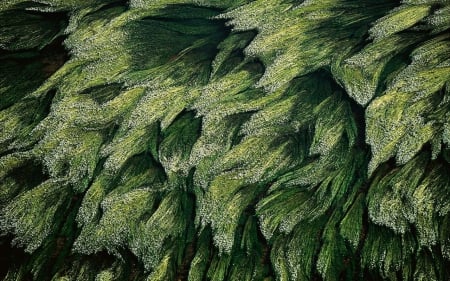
(1, 0), (450, 280)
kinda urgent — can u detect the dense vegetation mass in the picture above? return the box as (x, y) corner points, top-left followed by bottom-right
(1, 0), (450, 280)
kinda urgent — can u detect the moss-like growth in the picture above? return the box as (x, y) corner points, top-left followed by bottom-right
(1, 0), (450, 280)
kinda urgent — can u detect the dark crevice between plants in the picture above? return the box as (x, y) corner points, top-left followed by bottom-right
(125, 4), (240, 78)
(119, 249), (146, 281)
(228, 111), (257, 147)
(0, 8), (69, 63)
(175, 241), (196, 281)
(0, 9), (69, 111)
(311, 67), (368, 151)
(355, 160), (395, 280)
(330, 72), (367, 151)
(373, 41), (415, 102)
(242, 57), (265, 78)
(0, 159), (49, 205)
(0, 38), (68, 111)
(175, 178), (197, 281)
(312, 0), (398, 53)
(232, 186), (276, 280)
(160, 110), (202, 159)
(39, 36), (69, 78)
(0, 236), (31, 280)
(256, 220), (276, 280)
(213, 30), (260, 78)
(0, 34), (68, 77)
(170, 117), (201, 281)
(34, 190), (82, 281)
(352, 199), (370, 281)
(36, 89), (57, 121)
(79, 83), (123, 104)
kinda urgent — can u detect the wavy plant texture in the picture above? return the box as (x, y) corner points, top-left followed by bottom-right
(1, 0), (450, 280)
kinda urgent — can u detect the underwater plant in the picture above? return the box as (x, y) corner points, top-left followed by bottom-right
(1, 0), (450, 280)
